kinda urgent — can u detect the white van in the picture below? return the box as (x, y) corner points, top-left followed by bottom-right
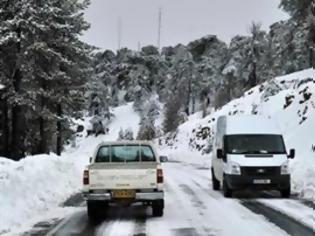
(211, 115), (295, 198)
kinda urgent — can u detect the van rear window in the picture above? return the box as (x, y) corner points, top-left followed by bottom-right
(95, 145), (156, 162)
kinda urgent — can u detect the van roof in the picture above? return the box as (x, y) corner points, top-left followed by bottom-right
(220, 115), (282, 135)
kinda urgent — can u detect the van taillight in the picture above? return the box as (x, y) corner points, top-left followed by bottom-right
(157, 169), (163, 183)
(83, 170), (89, 185)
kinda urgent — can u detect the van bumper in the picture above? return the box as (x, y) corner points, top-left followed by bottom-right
(83, 191), (164, 202)
(225, 174), (290, 190)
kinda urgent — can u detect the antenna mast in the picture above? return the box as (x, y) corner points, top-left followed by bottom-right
(157, 8), (162, 50)
(118, 17), (122, 50)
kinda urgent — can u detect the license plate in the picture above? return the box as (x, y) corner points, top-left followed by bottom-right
(112, 190), (136, 199)
(253, 179), (271, 184)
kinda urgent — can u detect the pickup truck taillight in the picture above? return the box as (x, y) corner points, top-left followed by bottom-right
(83, 170), (89, 185)
(157, 169), (164, 183)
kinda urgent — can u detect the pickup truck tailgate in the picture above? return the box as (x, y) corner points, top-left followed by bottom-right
(89, 163), (158, 190)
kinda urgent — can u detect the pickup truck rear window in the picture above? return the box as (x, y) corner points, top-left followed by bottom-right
(95, 145), (156, 162)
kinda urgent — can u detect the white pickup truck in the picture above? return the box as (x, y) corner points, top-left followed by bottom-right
(82, 141), (165, 219)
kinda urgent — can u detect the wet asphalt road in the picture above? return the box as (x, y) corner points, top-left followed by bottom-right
(24, 163), (315, 236)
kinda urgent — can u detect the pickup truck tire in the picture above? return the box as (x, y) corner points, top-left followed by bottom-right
(280, 186), (291, 198)
(211, 168), (220, 190)
(152, 200), (164, 217)
(87, 201), (99, 220)
(87, 201), (108, 220)
(223, 177), (233, 198)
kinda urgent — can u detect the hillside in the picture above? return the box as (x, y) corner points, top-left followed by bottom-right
(159, 68), (315, 201)
(1, 69), (315, 234)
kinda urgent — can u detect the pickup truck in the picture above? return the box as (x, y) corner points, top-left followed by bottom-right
(82, 141), (165, 219)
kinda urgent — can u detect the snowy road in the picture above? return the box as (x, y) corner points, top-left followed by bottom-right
(28, 163), (314, 236)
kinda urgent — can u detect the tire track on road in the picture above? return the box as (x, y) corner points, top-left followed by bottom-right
(96, 205), (148, 236)
(133, 217), (147, 236)
(161, 178), (201, 236)
(241, 200), (315, 236)
(166, 166), (219, 236)
(175, 162), (315, 235)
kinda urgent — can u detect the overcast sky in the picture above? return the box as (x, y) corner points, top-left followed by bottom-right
(81, 0), (289, 51)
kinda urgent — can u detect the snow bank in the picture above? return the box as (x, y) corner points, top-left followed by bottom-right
(159, 68), (315, 202)
(0, 103), (141, 235)
(0, 154), (83, 235)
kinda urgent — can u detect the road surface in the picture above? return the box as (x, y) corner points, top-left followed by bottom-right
(26, 162), (315, 236)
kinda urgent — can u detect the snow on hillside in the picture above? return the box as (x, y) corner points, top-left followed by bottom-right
(159, 68), (315, 201)
(0, 103), (141, 235)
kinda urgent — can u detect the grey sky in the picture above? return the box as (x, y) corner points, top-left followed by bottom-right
(81, 0), (289, 51)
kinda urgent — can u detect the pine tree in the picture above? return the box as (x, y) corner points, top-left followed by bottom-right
(246, 22), (265, 88)
(163, 92), (182, 133)
(0, 0), (27, 158)
(117, 128), (134, 140)
(137, 116), (156, 140)
(280, 0), (313, 22)
(307, 2), (315, 66)
(124, 128), (134, 140)
(222, 65), (238, 101)
(118, 128), (125, 140)
(47, 0), (92, 155)
(137, 96), (160, 140)
(280, 0), (315, 67)
(0, 0), (92, 158)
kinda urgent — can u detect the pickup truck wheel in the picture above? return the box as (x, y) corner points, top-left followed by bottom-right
(152, 200), (164, 217)
(87, 201), (103, 220)
(211, 168), (220, 190)
(280, 186), (291, 198)
(223, 177), (233, 198)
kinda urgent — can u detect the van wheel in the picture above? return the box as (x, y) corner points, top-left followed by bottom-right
(152, 200), (164, 217)
(211, 168), (220, 190)
(223, 177), (233, 198)
(280, 187), (291, 198)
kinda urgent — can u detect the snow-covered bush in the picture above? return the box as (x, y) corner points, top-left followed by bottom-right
(117, 127), (134, 140)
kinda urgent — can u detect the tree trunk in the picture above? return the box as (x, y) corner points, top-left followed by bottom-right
(3, 98), (10, 156)
(11, 103), (23, 160)
(185, 78), (192, 116)
(11, 69), (23, 159)
(249, 63), (257, 88)
(310, 47), (314, 68)
(202, 98), (207, 118)
(38, 117), (47, 154)
(38, 80), (47, 154)
(10, 27), (24, 160)
(56, 103), (62, 156)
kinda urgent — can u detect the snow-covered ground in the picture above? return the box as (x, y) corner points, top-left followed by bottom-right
(1, 69), (315, 235)
(159, 68), (315, 202)
(0, 103), (141, 235)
